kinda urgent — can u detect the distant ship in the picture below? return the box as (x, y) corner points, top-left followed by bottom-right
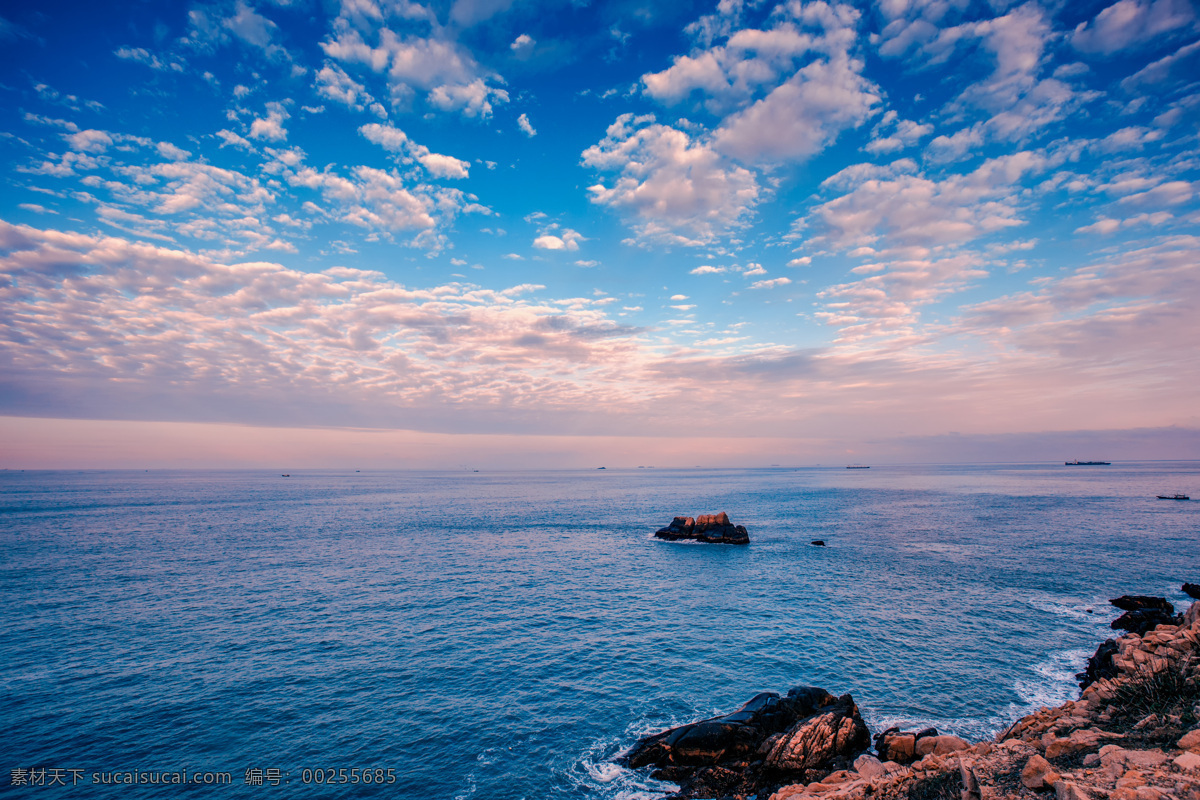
(1157, 494), (1190, 500)
(846, 465), (870, 469)
(1065, 460), (1110, 465)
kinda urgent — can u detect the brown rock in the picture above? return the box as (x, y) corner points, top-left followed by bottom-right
(933, 735), (971, 755)
(765, 697), (871, 771)
(1022, 755), (1059, 790)
(1055, 780), (1092, 800)
(1179, 729), (1200, 752)
(1176, 751), (1200, 772)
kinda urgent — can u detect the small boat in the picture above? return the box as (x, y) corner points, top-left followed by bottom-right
(1156, 494), (1190, 500)
(1065, 460), (1110, 465)
(846, 464), (870, 469)
(281, 474), (290, 477)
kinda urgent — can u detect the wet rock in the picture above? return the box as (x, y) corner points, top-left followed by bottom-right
(874, 727), (938, 764)
(620, 687), (869, 799)
(765, 695), (872, 771)
(1110, 609), (1176, 636)
(655, 512), (750, 545)
(811, 540), (826, 546)
(1077, 639), (1119, 691)
(1109, 596), (1174, 613)
(1183, 583), (1200, 600)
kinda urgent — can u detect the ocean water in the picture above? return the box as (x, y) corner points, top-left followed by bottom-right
(1, 462), (1198, 798)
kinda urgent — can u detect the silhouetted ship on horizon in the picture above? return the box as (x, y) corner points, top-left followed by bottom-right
(1065, 460), (1110, 465)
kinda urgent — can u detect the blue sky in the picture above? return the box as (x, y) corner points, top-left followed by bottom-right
(1, 0), (1199, 466)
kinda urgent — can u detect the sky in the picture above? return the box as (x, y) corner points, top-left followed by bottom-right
(1, 0), (1199, 468)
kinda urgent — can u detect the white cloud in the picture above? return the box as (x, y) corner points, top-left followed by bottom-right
(249, 103), (289, 141)
(510, 33), (535, 58)
(359, 122), (470, 179)
(315, 62), (384, 115)
(713, 54), (881, 164)
(224, 0), (278, 50)
(517, 113), (536, 137)
(582, 114), (759, 245)
(802, 152), (1050, 251)
(216, 129), (253, 149)
(865, 117), (934, 154)
(1072, 0), (1196, 54)
(533, 229), (583, 251)
(321, 25), (509, 117)
(65, 129), (114, 153)
(690, 265), (725, 274)
(750, 276), (791, 289)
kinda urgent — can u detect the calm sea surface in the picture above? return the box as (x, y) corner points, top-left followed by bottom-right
(2, 463), (1198, 798)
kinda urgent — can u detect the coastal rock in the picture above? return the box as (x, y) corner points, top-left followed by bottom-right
(874, 727), (938, 764)
(1021, 754), (1060, 790)
(812, 540), (826, 546)
(655, 512), (750, 545)
(1077, 639), (1119, 691)
(1183, 584), (1200, 600)
(853, 754), (886, 780)
(765, 695), (871, 771)
(1109, 596), (1174, 613)
(620, 687), (869, 798)
(1110, 609), (1177, 636)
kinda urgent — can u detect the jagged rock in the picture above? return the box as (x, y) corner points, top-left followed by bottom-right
(1110, 609), (1177, 636)
(1022, 754), (1059, 790)
(655, 512), (750, 545)
(1077, 639), (1119, 691)
(1179, 729), (1200, 752)
(1110, 596), (1174, 613)
(1183, 584), (1200, 600)
(874, 727), (938, 764)
(765, 695), (871, 771)
(811, 540), (826, 546)
(620, 687), (868, 799)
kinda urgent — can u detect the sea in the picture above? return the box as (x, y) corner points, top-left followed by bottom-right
(1, 462), (1197, 799)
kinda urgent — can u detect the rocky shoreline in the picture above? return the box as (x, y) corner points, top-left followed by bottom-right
(621, 593), (1200, 800)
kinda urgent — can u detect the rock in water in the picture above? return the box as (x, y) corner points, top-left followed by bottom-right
(654, 512), (749, 544)
(1109, 595), (1173, 612)
(1110, 608), (1177, 635)
(1076, 638), (1119, 691)
(1183, 583), (1200, 600)
(619, 687), (869, 799)
(811, 540), (826, 546)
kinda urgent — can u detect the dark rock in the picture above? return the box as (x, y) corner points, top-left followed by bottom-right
(1076, 638), (1119, 691)
(655, 512), (749, 545)
(1183, 583), (1200, 600)
(620, 687), (870, 799)
(811, 540), (826, 546)
(1109, 595), (1173, 613)
(873, 727), (937, 764)
(1110, 608), (1177, 635)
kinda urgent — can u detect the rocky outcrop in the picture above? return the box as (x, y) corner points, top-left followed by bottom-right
(1076, 638), (1119, 691)
(620, 687), (869, 798)
(655, 512), (749, 544)
(622, 598), (1200, 800)
(1106, 596), (1179, 636)
(765, 598), (1200, 800)
(873, 727), (941, 764)
(1184, 583), (1200, 600)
